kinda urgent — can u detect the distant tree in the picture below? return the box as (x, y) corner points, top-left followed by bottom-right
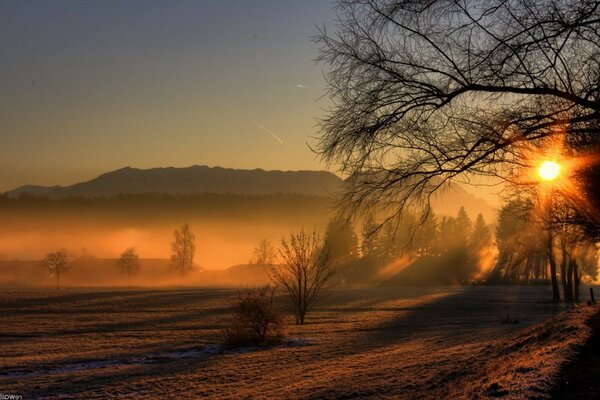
(250, 239), (277, 267)
(117, 247), (141, 286)
(469, 214), (492, 255)
(412, 212), (438, 257)
(361, 213), (382, 258)
(489, 199), (550, 285)
(271, 229), (335, 325)
(170, 224), (196, 281)
(324, 218), (359, 264)
(76, 247), (96, 262)
(42, 251), (69, 290)
(456, 207), (473, 244)
(437, 208), (472, 253)
(578, 244), (600, 283)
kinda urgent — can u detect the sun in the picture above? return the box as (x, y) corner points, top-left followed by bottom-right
(538, 160), (561, 182)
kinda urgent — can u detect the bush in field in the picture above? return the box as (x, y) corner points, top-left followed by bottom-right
(223, 286), (282, 347)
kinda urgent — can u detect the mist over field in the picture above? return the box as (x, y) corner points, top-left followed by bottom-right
(0, 193), (333, 268)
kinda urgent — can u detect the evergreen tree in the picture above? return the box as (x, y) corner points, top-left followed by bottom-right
(324, 218), (359, 264)
(469, 214), (492, 254)
(361, 214), (381, 258)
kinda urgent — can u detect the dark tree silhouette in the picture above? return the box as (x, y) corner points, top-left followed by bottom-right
(250, 239), (277, 267)
(42, 251), (69, 290)
(117, 247), (141, 286)
(361, 213), (383, 259)
(469, 214), (492, 256)
(170, 224), (196, 281)
(324, 217), (359, 264)
(271, 229), (335, 325)
(315, 0), (600, 226)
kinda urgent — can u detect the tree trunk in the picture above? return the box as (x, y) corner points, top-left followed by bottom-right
(573, 259), (580, 302)
(566, 253), (574, 302)
(561, 243), (573, 302)
(548, 229), (560, 302)
(56, 269), (60, 290)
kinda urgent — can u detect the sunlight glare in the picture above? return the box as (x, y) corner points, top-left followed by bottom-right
(538, 160), (561, 182)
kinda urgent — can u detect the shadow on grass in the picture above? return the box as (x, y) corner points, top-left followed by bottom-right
(549, 307), (600, 400)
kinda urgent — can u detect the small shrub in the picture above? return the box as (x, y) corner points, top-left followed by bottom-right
(223, 286), (283, 347)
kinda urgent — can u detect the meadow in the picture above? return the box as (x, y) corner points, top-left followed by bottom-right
(1, 285), (591, 399)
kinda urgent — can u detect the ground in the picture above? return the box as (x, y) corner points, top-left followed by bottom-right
(0, 286), (596, 399)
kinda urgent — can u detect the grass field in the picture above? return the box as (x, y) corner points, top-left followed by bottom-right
(0, 286), (591, 399)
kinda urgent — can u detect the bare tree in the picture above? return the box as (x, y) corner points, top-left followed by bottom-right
(170, 224), (196, 282)
(271, 229), (335, 325)
(42, 251), (69, 290)
(250, 239), (277, 267)
(117, 247), (141, 286)
(315, 0), (600, 227)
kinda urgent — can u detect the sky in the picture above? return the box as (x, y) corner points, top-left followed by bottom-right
(0, 0), (336, 192)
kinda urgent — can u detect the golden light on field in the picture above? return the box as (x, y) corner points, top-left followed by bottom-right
(538, 160), (561, 182)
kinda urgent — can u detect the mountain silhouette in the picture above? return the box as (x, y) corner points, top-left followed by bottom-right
(5, 165), (496, 221)
(6, 165), (342, 198)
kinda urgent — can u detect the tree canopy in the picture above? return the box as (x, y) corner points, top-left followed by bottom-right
(316, 0), (600, 231)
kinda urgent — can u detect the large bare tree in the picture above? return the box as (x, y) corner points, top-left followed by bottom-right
(271, 229), (335, 325)
(315, 0), (600, 225)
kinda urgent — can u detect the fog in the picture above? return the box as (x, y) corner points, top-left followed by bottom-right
(0, 194), (335, 288)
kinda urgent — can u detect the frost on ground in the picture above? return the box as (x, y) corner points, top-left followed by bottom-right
(0, 286), (595, 399)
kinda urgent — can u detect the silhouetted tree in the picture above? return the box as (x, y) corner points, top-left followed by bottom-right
(324, 217), (359, 264)
(489, 199), (553, 289)
(42, 251), (69, 290)
(251, 239), (277, 267)
(469, 214), (492, 255)
(437, 208), (472, 254)
(361, 213), (383, 259)
(271, 229), (335, 325)
(117, 247), (141, 286)
(315, 0), (600, 237)
(412, 211), (438, 257)
(170, 224), (196, 281)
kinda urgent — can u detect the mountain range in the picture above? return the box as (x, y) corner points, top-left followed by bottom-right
(6, 165), (342, 198)
(5, 165), (497, 221)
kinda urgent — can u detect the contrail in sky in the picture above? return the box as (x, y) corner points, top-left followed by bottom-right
(296, 84), (308, 89)
(250, 120), (284, 145)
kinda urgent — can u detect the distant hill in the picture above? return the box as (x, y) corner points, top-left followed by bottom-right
(4, 164), (496, 222)
(5, 165), (343, 198)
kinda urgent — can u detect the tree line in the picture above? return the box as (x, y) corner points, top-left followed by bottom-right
(41, 224), (197, 289)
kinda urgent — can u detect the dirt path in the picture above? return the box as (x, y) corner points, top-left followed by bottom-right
(550, 307), (600, 399)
